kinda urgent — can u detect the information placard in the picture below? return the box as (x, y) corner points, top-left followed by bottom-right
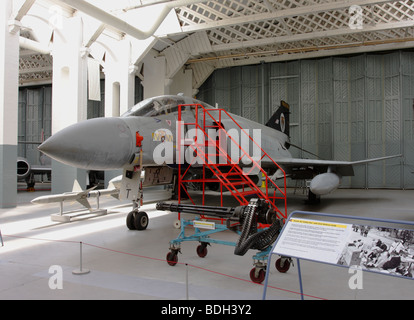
(264, 212), (414, 300)
(273, 218), (352, 265)
(273, 216), (414, 279)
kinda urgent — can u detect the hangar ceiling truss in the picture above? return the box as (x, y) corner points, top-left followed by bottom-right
(16, 0), (414, 87)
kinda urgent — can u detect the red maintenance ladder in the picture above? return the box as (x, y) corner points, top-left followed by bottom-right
(176, 104), (287, 223)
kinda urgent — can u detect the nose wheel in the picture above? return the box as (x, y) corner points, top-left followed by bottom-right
(126, 210), (149, 230)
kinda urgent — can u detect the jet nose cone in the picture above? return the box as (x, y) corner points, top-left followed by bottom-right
(39, 117), (134, 170)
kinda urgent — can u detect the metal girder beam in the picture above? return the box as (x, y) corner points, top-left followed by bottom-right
(19, 36), (50, 54)
(19, 65), (52, 74)
(210, 20), (414, 53)
(84, 23), (106, 48)
(12, 0), (36, 21)
(192, 39), (414, 70)
(56, 0), (206, 40)
(176, 0), (396, 35)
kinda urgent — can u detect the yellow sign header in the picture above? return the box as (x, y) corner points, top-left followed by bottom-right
(290, 218), (347, 229)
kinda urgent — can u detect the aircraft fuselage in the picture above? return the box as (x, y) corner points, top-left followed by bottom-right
(39, 96), (292, 172)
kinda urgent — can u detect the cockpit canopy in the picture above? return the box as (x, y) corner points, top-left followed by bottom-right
(121, 95), (213, 118)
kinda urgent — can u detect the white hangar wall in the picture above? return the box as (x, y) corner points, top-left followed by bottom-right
(197, 50), (414, 190)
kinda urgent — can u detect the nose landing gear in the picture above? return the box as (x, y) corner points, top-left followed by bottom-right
(126, 210), (149, 230)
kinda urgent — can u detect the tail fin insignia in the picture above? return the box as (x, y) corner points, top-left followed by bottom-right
(266, 100), (290, 136)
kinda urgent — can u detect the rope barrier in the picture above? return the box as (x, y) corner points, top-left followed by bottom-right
(1, 233), (326, 300)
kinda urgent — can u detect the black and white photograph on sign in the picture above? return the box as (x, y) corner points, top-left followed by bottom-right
(337, 224), (414, 279)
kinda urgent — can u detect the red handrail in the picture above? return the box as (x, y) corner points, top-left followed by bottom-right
(177, 104), (287, 220)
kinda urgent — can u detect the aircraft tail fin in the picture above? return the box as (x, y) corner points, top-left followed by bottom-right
(265, 100), (290, 137)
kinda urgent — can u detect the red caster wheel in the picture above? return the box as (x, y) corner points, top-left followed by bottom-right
(196, 244), (208, 258)
(275, 258), (291, 273)
(249, 267), (265, 284)
(166, 251), (178, 266)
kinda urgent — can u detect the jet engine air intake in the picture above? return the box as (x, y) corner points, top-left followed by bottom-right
(17, 158), (30, 179)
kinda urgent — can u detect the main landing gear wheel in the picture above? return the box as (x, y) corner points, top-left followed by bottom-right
(249, 267), (266, 284)
(126, 211), (149, 230)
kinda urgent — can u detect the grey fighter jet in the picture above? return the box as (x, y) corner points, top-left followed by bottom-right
(38, 95), (401, 229)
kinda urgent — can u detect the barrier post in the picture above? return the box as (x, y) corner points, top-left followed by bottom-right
(185, 263), (189, 300)
(72, 241), (90, 275)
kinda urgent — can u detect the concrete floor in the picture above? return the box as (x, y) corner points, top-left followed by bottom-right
(1, 183), (414, 300)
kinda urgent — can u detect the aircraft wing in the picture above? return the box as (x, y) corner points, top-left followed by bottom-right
(272, 154), (402, 177)
(30, 165), (52, 174)
(275, 154), (402, 167)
